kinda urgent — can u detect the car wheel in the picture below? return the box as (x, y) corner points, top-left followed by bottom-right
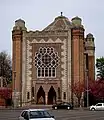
(67, 106), (70, 110)
(91, 108), (95, 111)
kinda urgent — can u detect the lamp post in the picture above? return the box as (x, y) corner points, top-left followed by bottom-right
(13, 71), (16, 108)
(86, 69), (89, 107)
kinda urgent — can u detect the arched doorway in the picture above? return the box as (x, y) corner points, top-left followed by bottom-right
(48, 86), (56, 104)
(37, 86), (45, 104)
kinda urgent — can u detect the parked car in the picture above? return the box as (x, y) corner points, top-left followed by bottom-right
(19, 109), (55, 120)
(52, 102), (73, 110)
(90, 103), (104, 111)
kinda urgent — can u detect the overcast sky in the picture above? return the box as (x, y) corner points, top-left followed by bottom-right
(0, 0), (104, 58)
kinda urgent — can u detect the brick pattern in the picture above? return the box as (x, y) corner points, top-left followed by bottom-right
(26, 40), (32, 101)
(22, 31), (27, 103)
(88, 56), (95, 81)
(23, 36), (72, 103)
(12, 30), (22, 95)
(72, 29), (84, 84)
(71, 28), (85, 105)
(67, 30), (72, 102)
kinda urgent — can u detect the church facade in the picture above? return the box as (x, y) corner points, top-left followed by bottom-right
(12, 14), (95, 107)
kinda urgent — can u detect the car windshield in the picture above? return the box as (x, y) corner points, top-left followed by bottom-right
(29, 111), (51, 118)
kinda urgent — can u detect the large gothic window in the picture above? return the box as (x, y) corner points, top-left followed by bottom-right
(35, 47), (59, 78)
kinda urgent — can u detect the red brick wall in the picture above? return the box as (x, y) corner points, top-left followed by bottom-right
(88, 56), (95, 81)
(72, 28), (84, 85)
(12, 30), (22, 93)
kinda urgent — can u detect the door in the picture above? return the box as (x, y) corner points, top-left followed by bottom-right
(37, 86), (45, 104)
(63, 103), (69, 109)
(102, 103), (104, 110)
(96, 103), (102, 110)
(48, 86), (56, 104)
(58, 103), (64, 109)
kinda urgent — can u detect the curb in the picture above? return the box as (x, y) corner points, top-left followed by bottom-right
(0, 107), (89, 111)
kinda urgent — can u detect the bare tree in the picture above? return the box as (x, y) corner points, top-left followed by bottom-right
(0, 51), (12, 85)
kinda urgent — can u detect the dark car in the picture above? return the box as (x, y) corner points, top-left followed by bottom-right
(52, 102), (73, 110)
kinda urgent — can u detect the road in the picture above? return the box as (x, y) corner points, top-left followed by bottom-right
(0, 109), (104, 120)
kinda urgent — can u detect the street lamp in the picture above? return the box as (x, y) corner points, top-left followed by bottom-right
(86, 69), (89, 107)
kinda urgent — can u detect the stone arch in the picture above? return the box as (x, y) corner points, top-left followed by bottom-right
(37, 86), (45, 104)
(48, 86), (56, 104)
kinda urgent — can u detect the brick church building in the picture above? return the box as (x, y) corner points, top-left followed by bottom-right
(12, 14), (95, 107)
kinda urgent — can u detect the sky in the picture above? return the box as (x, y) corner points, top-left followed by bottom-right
(0, 0), (104, 58)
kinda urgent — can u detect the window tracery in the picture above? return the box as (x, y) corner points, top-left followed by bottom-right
(35, 47), (59, 78)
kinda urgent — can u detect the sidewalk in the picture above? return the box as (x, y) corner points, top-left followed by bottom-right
(0, 105), (89, 111)
(74, 107), (89, 111)
(0, 105), (52, 110)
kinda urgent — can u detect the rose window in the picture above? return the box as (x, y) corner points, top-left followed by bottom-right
(35, 47), (59, 78)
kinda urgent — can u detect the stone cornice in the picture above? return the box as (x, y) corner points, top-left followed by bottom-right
(26, 30), (68, 38)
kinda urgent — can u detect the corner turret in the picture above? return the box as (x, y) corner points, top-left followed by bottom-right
(85, 33), (95, 81)
(13, 19), (27, 31)
(12, 18), (27, 107)
(71, 16), (83, 28)
(85, 33), (95, 51)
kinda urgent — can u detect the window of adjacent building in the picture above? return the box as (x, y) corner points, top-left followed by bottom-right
(32, 87), (34, 97)
(35, 47), (59, 78)
(63, 92), (66, 100)
(27, 92), (30, 99)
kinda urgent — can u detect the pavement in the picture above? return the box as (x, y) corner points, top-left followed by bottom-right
(0, 105), (90, 111)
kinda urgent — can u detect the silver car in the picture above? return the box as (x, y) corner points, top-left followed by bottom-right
(90, 103), (104, 111)
(19, 109), (55, 120)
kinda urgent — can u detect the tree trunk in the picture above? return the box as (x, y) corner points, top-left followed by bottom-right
(78, 98), (81, 107)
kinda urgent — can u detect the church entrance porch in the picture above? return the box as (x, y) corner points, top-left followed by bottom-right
(37, 86), (45, 104)
(48, 86), (56, 104)
(36, 85), (57, 105)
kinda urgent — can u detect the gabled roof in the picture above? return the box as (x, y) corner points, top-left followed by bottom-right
(43, 15), (72, 31)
